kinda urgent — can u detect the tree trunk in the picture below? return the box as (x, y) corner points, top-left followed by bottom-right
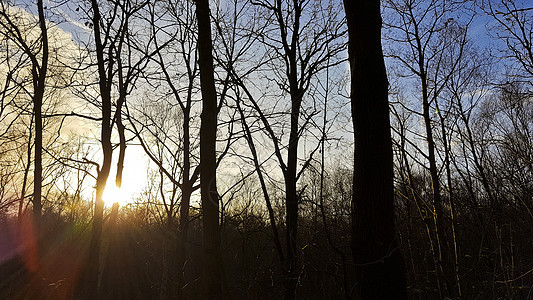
(176, 181), (192, 299)
(284, 175), (299, 300)
(282, 2), (303, 296)
(31, 0), (48, 241)
(436, 103), (462, 297)
(343, 0), (407, 298)
(195, 0), (222, 297)
(419, 41), (459, 300)
(115, 112), (126, 189)
(19, 119), (33, 227)
(84, 1), (114, 298)
(85, 127), (112, 300)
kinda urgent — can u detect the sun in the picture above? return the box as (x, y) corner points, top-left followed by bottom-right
(102, 182), (132, 207)
(98, 148), (147, 207)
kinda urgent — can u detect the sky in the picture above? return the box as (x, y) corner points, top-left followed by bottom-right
(2, 1), (151, 207)
(7, 0), (530, 208)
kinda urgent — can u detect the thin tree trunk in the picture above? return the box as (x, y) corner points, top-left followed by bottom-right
(419, 51), (458, 300)
(115, 113), (126, 189)
(32, 0), (48, 240)
(85, 1), (114, 298)
(436, 103), (462, 297)
(176, 185), (191, 293)
(343, 0), (407, 298)
(396, 111), (437, 297)
(284, 83), (301, 299)
(19, 119), (33, 227)
(236, 98), (285, 274)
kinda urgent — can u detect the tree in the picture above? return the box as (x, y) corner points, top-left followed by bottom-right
(224, 0), (346, 297)
(483, 0), (533, 89)
(0, 0), (48, 238)
(82, 1), (115, 296)
(72, 0), (150, 297)
(383, 0), (477, 296)
(343, 0), (407, 298)
(195, 0), (222, 297)
(126, 1), (202, 295)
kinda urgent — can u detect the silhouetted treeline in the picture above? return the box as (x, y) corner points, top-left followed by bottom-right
(1, 0), (532, 299)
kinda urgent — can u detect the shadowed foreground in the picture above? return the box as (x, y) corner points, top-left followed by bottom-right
(0, 212), (351, 300)
(0, 218), (158, 299)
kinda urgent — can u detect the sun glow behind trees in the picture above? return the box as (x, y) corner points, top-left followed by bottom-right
(0, 3), (149, 210)
(101, 183), (126, 207)
(99, 145), (148, 207)
(0, 0), (532, 299)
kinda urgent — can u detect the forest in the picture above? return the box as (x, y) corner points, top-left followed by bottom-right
(0, 0), (532, 299)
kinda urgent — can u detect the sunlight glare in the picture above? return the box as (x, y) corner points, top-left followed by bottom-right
(102, 183), (131, 207)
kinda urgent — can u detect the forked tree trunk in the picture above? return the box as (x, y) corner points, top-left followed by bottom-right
(343, 0), (407, 298)
(84, 0), (114, 298)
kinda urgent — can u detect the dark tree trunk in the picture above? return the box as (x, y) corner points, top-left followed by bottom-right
(436, 102), (462, 297)
(176, 182), (192, 297)
(236, 99), (285, 265)
(19, 119), (33, 227)
(417, 32), (459, 300)
(343, 0), (407, 298)
(84, 1), (114, 298)
(281, 1), (303, 297)
(176, 105), (199, 297)
(420, 75), (454, 298)
(32, 0), (48, 239)
(176, 141), (194, 298)
(32, 88), (42, 235)
(115, 111), (126, 189)
(284, 72), (302, 300)
(195, 0), (222, 297)
(284, 174), (299, 300)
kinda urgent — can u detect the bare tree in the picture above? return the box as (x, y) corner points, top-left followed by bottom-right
(0, 0), (49, 237)
(383, 0), (478, 296)
(343, 0), (407, 298)
(221, 0), (346, 297)
(483, 0), (533, 88)
(125, 1), (203, 295)
(69, 0), (150, 297)
(194, 0), (223, 297)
